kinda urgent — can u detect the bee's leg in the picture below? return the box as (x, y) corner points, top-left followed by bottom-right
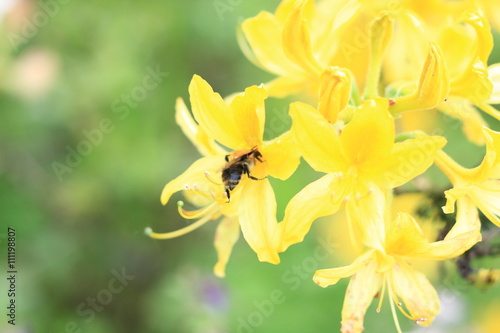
(248, 175), (267, 181)
(226, 189), (231, 203)
(255, 152), (264, 163)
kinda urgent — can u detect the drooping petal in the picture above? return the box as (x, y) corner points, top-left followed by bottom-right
(213, 216), (240, 278)
(443, 186), (470, 214)
(230, 85), (267, 147)
(279, 173), (343, 252)
(389, 260), (440, 326)
(340, 260), (382, 333)
(371, 134), (447, 188)
(340, 98), (393, 168)
(160, 155), (224, 205)
(445, 195), (481, 240)
(404, 200), (480, 260)
(313, 249), (376, 287)
(238, 178), (281, 264)
(260, 131), (301, 180)
(175, 97), (226, 156)
(189, 75), (246, 149)
(289, 101), (346, 173)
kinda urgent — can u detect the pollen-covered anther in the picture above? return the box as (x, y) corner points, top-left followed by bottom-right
(415, 318), (428, 325)
(184, 184), (191, 190)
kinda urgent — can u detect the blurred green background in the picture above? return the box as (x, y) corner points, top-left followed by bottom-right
(0, 0), (499, 332)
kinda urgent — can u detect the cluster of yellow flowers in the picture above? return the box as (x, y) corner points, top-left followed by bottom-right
(147, 0), (500, 332)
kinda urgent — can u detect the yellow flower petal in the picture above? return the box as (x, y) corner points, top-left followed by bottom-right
(260, 131), (301, 180)
(282, 0), (323, 76)
(313, 249), (376, 287)
(471, 180), (500, 227)
(264, 76), (306, 98)
(487, 63), (500, 104)
(389, 260), (440, 326)
(241, 11), (300, 77)
(344, 184), (388, 250)
(213, 217), (240, 278)
(385, 213), (428, 256)
(340, 260), (382, 333)
(238, 178), (281, 264)
(289, 101), (346, 173)
(175, 97), (226, 156)
(390, 43), (450, 114)
(445, 195), (481, 239)
(230, 85), (267, 147)
(279, 173), (343, 252)
(372, 134), (447, 188)
(412, 197), (480, 260)
(189, 75), (246, 149)
(340, 98), (393, 168)
(481, 127), (500, 179)
(443, 186), (470, 214)
(160, 155), (223, 205)
(446, 11), (493, 102)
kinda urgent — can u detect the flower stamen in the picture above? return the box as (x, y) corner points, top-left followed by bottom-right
(178, 201), (217, 219)
(145, 210), (215, 240)
(387, 283), (403, 333)
(376, 276), (387, 313)
(205, 171), (223, 185)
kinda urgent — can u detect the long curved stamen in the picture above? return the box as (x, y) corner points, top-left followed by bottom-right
(205, 171), (223, 185)
(387, 282), (403, 333)
(178, 201), (217, 219)
(376, 276), (387, 313)
(390, 283), (417, 321)
(145, 212), (215, 240)
(189, 184), (226, 202)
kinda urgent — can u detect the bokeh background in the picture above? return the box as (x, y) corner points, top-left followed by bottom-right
(0, 0), (500, 332)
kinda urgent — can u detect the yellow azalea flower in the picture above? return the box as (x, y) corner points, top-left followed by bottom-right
(279, 97), (446, 252)
(239, 0), (364, 97)
(146, 75), (300, 275)
(386, 7), (498, 143)
(313, 191), (481, 333)
(435, 127), (500, 227)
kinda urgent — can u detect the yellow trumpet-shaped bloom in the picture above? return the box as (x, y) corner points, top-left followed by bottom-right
(279, 97), (446, 251)
(147, 75), (300, 275)
(313, 192), (480, 333)
(435, 128), (500, 227)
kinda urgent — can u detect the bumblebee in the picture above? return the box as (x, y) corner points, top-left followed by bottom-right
(221, 147), (265, 202)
